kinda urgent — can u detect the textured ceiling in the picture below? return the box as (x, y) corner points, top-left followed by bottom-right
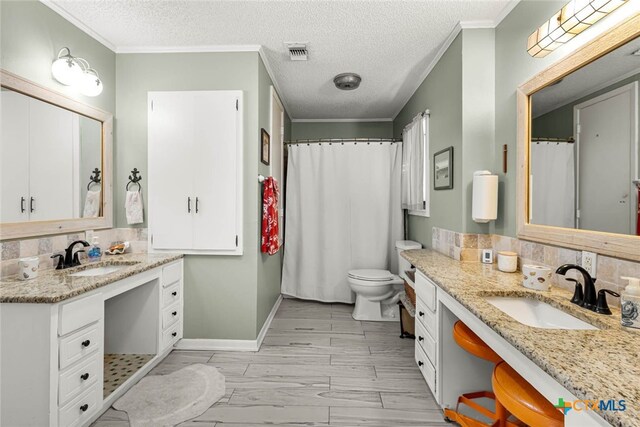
(48, 0), (513, 120)
(532, 37), (640, 118)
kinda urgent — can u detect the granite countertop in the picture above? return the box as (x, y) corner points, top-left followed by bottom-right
(0, 253), (183, 304)
(402, 249), (640, 427)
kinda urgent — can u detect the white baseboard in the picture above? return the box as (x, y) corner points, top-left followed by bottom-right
(176, 294), (283, 352)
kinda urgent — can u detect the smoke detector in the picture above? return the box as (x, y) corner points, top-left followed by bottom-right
(286, 43), (308, 61)
(333, 73), (361, 90)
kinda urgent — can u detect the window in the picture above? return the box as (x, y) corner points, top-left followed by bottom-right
(401, 112), (430, 217)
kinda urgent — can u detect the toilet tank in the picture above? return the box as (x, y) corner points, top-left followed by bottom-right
(395, 240), (422, 278)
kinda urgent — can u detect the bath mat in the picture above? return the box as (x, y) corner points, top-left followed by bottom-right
(113, 363), (225, 427)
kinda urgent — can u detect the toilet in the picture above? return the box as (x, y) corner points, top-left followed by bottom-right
(348, 240), (422, 321)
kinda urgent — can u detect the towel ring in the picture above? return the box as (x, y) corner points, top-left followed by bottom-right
(87, 167), (101, 191)
(127, 168), (142, 192)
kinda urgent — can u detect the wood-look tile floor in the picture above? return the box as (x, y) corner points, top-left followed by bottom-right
(92, 298), (447, 426)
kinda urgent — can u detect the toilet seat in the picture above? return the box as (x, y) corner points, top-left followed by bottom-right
(348, 269), (394, 282)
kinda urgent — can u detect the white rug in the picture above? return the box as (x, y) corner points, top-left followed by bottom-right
(113, 364), (225, 427)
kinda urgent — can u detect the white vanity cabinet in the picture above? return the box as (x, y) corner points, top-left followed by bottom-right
(414, 270), (439, 396)
(0, 259), (183, 427)
(148, 90), (243, 255)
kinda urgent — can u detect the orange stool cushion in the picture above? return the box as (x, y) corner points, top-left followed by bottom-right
(492, 362), (564, 427)
(453, 321), (502, 364)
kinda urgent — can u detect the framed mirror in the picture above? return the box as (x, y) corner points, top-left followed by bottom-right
(0, 70), (113, 240)
(517, 14), (640, 262)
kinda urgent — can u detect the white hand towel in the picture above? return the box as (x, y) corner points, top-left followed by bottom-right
(125, 191), (144, 225)
(83, 190), (101, 218)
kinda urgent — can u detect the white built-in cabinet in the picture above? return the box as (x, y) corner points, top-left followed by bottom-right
(0, 90), (79, 223)
(148, 91), (243, 255)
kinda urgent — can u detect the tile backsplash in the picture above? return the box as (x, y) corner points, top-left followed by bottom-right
(0, 228), (148, 278)
(431, 227), (640, 307)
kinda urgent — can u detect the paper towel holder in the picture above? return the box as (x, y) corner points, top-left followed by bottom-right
(472, 170), (498, 223)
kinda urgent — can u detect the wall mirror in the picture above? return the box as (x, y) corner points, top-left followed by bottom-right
(517, 14), (640, 261)
(0, 70), (113, 240)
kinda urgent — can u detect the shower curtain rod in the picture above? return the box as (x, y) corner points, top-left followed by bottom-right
(401, 109), (430, 135)
(284, 138), (401, 145)
(531, 137), (575, 144)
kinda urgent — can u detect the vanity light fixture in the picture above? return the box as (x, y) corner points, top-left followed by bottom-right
(527, 0), (628, 58)
(51, 47), (103, 96)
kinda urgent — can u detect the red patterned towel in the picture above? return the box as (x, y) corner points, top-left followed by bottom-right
(261, 177), (280, 255)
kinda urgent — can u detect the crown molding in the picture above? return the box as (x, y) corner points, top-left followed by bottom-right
(40, 0), (117, 51)
(116, 44), (262, 54)
(493, 0), (521, 27)
(291, 118), (393, 123)
(459, 20), (495, 29)
(258, 47), (293, 120)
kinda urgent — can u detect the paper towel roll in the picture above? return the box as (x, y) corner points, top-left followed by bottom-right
(472, 171), (498, 223)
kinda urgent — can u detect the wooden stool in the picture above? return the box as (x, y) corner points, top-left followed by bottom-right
(492, 362), (564, 427)
(443, 321), (504, 427)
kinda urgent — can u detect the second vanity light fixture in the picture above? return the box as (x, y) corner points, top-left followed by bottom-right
(527, 0), (628, 58)
(51, 47), (103, 96)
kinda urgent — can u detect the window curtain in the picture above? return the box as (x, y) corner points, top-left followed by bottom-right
(401, 116), (425, 210)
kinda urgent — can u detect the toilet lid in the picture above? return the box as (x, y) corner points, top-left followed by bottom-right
(348, 269), (394, 281)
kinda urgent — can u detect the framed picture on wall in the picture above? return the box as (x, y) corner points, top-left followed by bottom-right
(434, 146), (453, 190)
(261, 128), (270, 166)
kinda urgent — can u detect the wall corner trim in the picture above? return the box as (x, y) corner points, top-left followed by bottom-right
(175, 294), (283, 352)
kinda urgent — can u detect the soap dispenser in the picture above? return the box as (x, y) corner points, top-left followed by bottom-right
(87, 236), (102, 262)
(620, 276), (640, 329)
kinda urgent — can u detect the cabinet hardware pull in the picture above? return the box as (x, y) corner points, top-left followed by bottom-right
(419, 311), (424, 317)
(195, 197), (199, 213)
(81, 340), (91, 347)
(80, 373), (89, 380)
(187, 197), (191, 213)
(172, 332), (177, 337)
(80, 404), (89, 412)
(20, 197), (26, 213)
(418, 361), (424, 367)
(172, 291), (177, 296)
(418, 336), (424, 341)
(172, 311), (177, 316)
(30, 197), (35, 213)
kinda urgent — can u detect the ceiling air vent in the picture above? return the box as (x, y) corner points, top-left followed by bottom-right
(286, 43), (308, 61)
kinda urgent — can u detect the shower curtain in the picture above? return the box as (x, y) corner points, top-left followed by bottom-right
(530, 142), (575, 228)
(281, 141), (403, 303)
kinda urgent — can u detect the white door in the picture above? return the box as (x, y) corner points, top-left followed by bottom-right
(148, 92), (195, 250)
(270, 88), (285, 242)
(575, 82), (637, 234)
(192, 91), (240, 250)
(29, 98), (75, 222)
(0, 90), (30, 223)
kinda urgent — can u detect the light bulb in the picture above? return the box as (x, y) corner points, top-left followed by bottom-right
(51, 56), (82, 86)
(80, 70), (103, 97)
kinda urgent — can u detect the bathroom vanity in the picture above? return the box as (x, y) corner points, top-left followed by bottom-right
(0, 254), (183, 427)
(404, 249), (639, 427)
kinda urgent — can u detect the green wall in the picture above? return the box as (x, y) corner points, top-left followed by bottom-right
(291, 121), (393, 140)
(0, 1), (115, 114)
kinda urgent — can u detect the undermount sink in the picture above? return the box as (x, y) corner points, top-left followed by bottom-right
(68, 266), (124, 277)
(485, 297), (598, 330)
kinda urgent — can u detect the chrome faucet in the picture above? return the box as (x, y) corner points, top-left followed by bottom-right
(63, 240), (90, 268)
(555, 264), (597, 311)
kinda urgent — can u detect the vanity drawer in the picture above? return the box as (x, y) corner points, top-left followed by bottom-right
(58, 383), (101, 427)
(415, 271), (436, 312)
(59, 323), (100, 370)
(415, 319), (436, 367)
(416, 296), (437, 338)
(163, 282), (181, 307)
(59, 293), (103, 336)
(59, 353), (101, 406)
(162, 302), (181, 330)
(162, 261), (182, 288)
(162, 321), (182, 350)
(415, 345), (436, 395)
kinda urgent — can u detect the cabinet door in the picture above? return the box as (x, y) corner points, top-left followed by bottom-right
(0, 90), (30, 223)
(29, 98), (75, 221)
(192, 91), (241, 250)
(148, 92), (194, 250)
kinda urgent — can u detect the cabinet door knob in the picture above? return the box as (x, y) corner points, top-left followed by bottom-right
(80, 404), (89, 412)
(81, 340), (91, 347)
(172, 291), (177, 296)
(172, 311), (177, 316)
(418, 361), (424, 367)
(195, 197), (199, 213)
(418, 336), (424, 341)
(172, 332), (177, 337)
(20, 197), (26, 213)
(187, 197), (191, 213)
(80, 373), (89, 381)
(30, 197), (35, 213)
(419, 311), (424, 317)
